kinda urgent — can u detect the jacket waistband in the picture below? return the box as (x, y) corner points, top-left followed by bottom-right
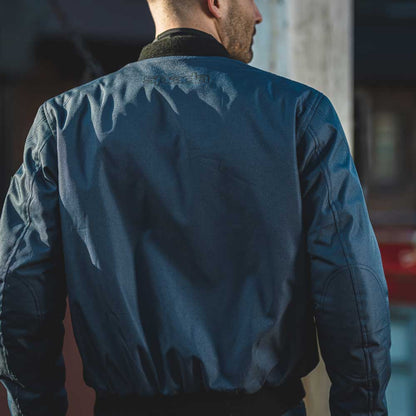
(93, 378), (305, 416)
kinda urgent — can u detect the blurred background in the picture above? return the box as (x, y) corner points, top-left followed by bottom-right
(1, 0), (416, 415)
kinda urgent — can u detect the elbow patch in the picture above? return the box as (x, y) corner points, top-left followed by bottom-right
(315, 264), (390, 380)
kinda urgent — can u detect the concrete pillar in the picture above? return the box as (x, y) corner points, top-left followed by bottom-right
(251, 0), (354, 151)
(251, 1), (354, 416)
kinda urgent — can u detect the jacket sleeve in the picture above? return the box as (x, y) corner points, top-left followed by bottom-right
(297, 92), (392, 415)
(0, 103), (68, 416)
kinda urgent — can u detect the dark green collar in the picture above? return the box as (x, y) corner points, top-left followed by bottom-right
(138, 27), (231, 61)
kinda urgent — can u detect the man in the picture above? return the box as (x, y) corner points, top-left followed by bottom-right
(0, 0), (391, 415)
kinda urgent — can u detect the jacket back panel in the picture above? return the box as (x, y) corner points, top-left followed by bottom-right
(51, 56), (320, 396)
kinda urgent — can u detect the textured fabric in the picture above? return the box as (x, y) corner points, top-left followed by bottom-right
(0, 29), (391, 416)
(139, 27), (231, 61)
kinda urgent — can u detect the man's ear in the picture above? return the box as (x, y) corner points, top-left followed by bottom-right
(206, 0), (223, 19)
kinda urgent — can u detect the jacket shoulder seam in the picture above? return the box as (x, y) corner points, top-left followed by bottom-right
(40, 103), (56, 144)
(37, 104), (58, 185)
(297, 92), (324, 146)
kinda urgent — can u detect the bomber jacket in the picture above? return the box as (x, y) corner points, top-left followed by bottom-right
(0, 27), (391, 416)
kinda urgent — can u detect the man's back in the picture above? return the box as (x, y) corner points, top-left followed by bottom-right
(57, 55), (320, 392)
(0, 47), (391, 415)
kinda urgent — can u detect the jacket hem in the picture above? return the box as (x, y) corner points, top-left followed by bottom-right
(93, 378), (305, 416)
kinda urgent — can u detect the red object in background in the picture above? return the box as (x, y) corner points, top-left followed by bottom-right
(0, 302), (95, 416)
(379, 242), (416, 304)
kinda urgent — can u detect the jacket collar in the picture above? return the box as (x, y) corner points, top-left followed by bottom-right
(138, 27), (231, 61)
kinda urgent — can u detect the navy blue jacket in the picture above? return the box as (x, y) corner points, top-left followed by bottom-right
(0, 28), (391, 415)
